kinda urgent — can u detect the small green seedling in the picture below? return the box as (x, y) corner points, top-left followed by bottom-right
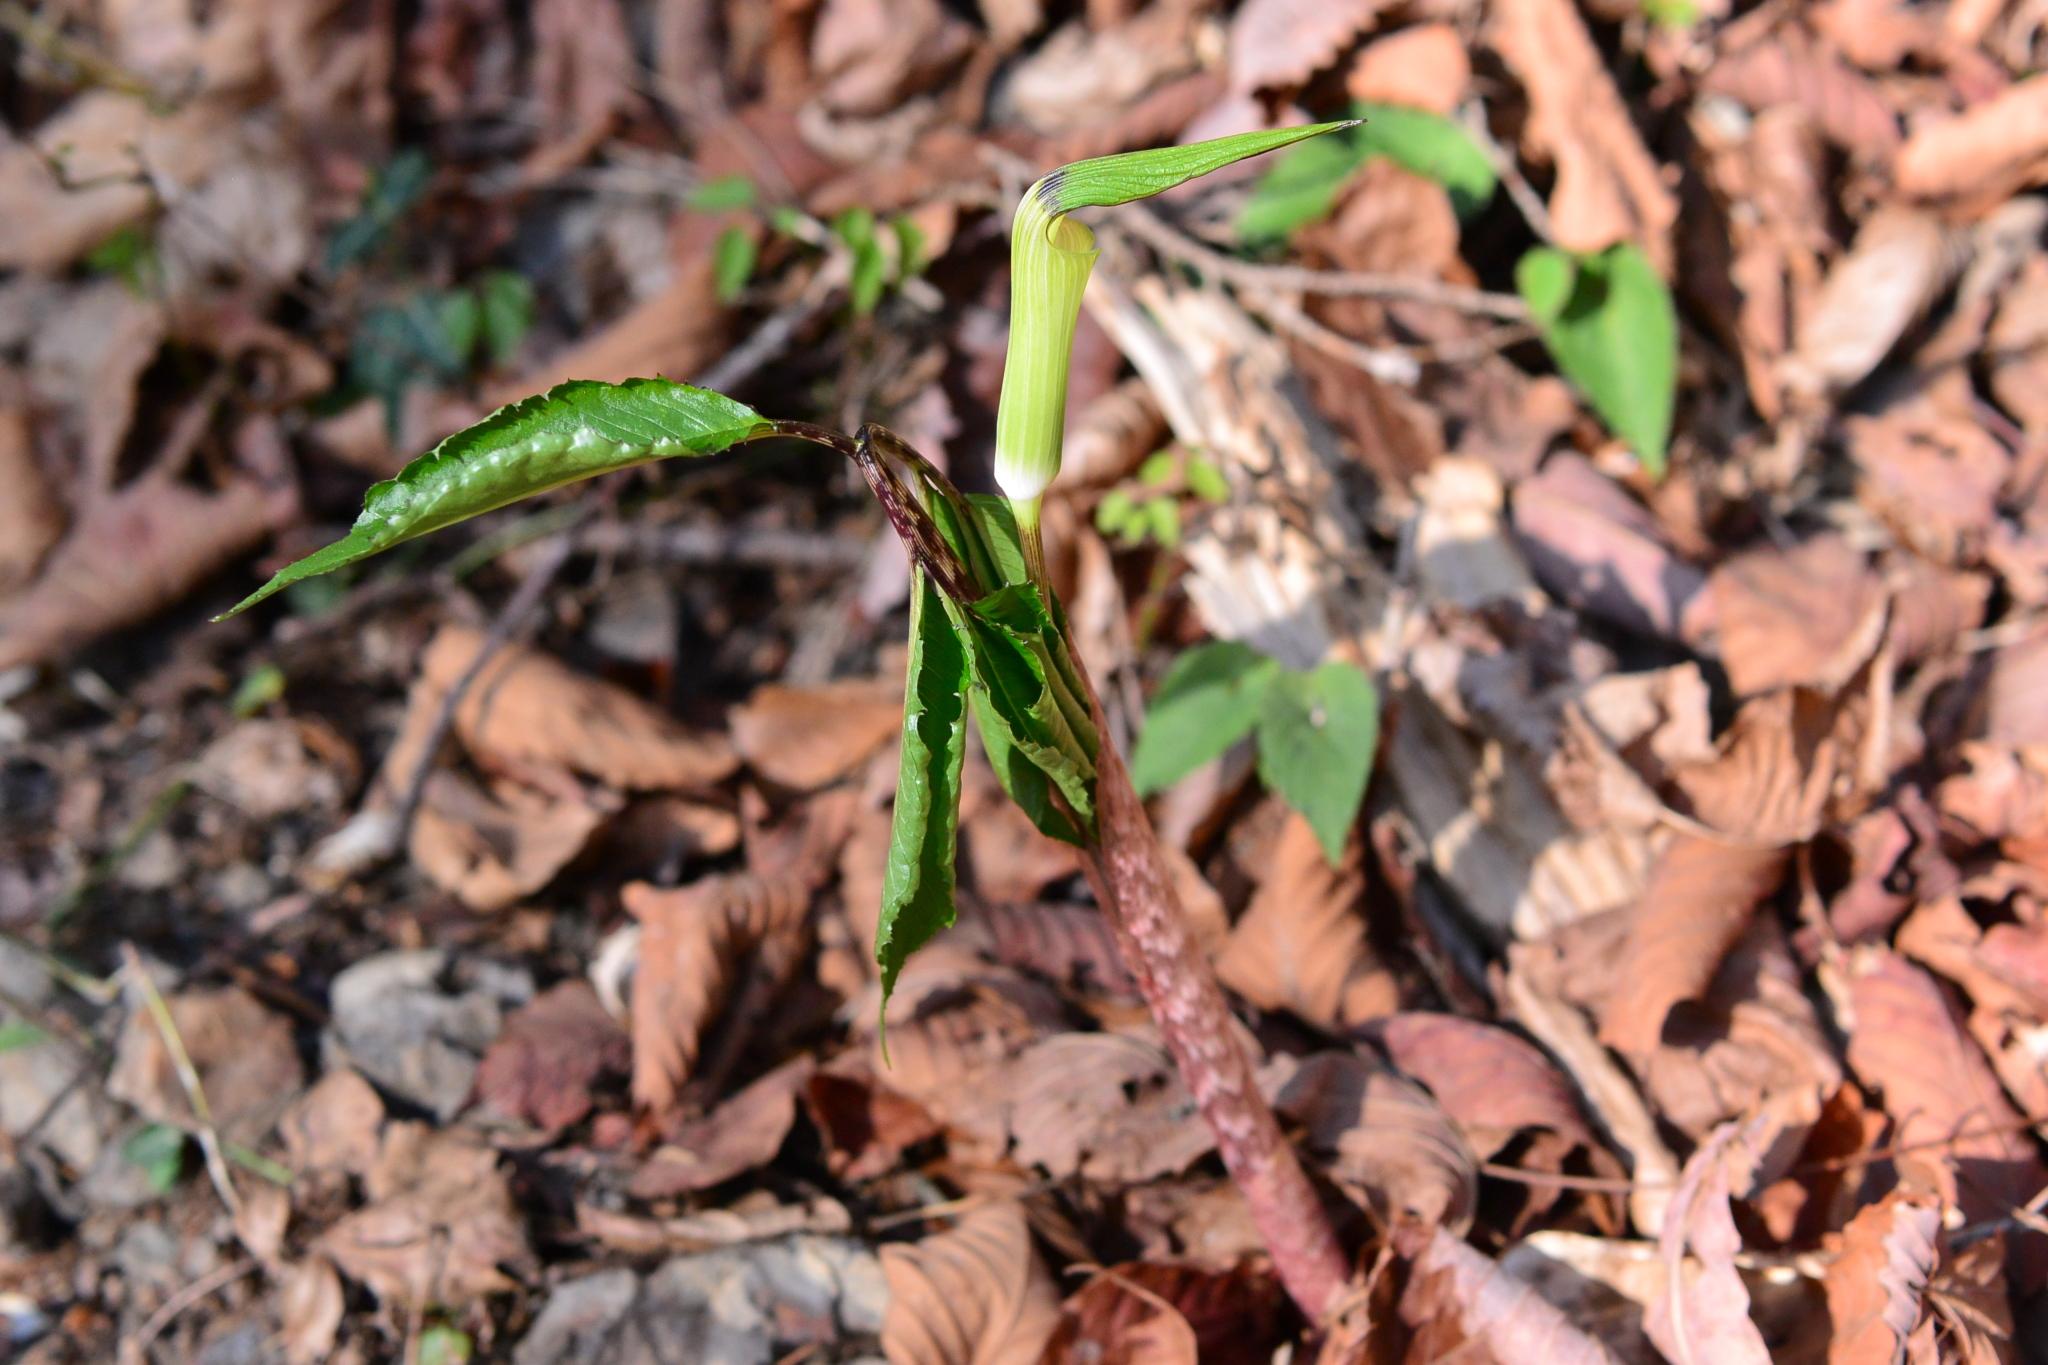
(1131, 642), (1379, 864)
(1095, 448), (1229, 549)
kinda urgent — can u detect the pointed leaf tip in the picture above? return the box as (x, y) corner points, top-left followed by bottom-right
(214, 378), (765, 620)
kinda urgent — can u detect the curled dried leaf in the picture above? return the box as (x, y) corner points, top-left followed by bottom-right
(1823, 1190), (1941, 1364)
(1401, 1226), (1623, 1365)
(880, 1201), (1062, 1365)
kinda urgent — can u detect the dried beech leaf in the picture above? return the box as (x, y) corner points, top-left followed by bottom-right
(1372, 1012), (1617, 1166)
(1400, 1226), (1622, 1365)
(1824, 1190), (1941, 1363)
(730, 676), (904, 790)
(0, 461), (277, 672)
(1783, 208), (1958, 395)
(408, 769), (614, 912)
(849, 954), (1068, 1117)
(1273, 1050), (1477, 1256)
(624, 871), (813, 1116)
(1215, 812), (1399, 1032)
(1513, 453), (1704, 642)
(967, 1031), (1216, 1182)
(107, 985), (305, 1151)
(1644, 1117), (1773, 1365)
(1895, 74), (2048, 203)
(629, 1056), (812, 1198)
(1048, 1261), (1287, 1365)
(280, 1069), (386, 1179)
(1345, 24), (1468, 115)
(0, 406), (61, 594)
(1843, 948), (2048, 1227)
(1226, 0), (1394, 93)
(318, 1122), (532, 1309)
(1668, 688), (1842, 845)
(1489, 0), (1677, 266)
(420, 624), (736, 791)
(1062, 376), (1167, 488)
(880, 1201), (1061, 1365)
(1696, 535), (1887, 698)
(472, 980), (629, 1132)
(1701, 26), (1901, 162)
(966, 900), (1132, 996)
(1597, 837), (1791, 1056)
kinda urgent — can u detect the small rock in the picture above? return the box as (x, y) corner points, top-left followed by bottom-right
(323, 951), (532, 1122)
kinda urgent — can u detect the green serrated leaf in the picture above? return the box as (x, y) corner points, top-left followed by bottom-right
(1516, 243), (1676, 478)
(1130, 641), (1281, 795)
(123, 1123), (189, 1193)
(1256, 662), (1379, 865)
(1352, 102), (1496, 219)
(0, 1020), (47, 1052)
(477, 270), (535, 366)
(875, 571), (971, 1042)
(1237, 133), (1368, 245)
(1184, 454), (1229, 504)
(713, 225), (757, 303)
(962, 586), (1097, 840)
(218, 379), (766, 619)
(686, 174), (758, 211)
(1039, 122), (1356, 216)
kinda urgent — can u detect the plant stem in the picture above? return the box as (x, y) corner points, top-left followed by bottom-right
(1073, 673), (1351, 1322)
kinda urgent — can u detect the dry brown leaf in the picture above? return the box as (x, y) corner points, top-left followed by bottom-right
(1823, 1190), (1941, 1364)
(849, 951), (1068, 1113)
(1668, 688), (1844, 844)
(1644, 1116), (1774, 1365)
(964, 1030), (1217, 1182)
(0, 404), (60, 595)
(630, 1055), (813, 1198)
(1002, 6), (1204, 136)
(0, 459), (278, 672)
(960, 773), (1080, 901)
(1490, 0), (1677, 267)
(107, 984), (304, 1150)
(1987, 256), (2048, 436)
(624, 871), (813, 1115)
(418, 624), (736, 792)
(812, 0), (975, 117)
(1062, 377), (1168, 488)
(1597, 837), (1792, 1056)
(522, 0), (637, 181)
(1701, 26), (1901, 163)
(802, 1062), (943, 1180)
(278, 1257), (345, 1365)
(0, 92), (234, 271)
(1272, 1050), (1477, 1256)
(279, 1069), (385, 1180)
(730, 677), (902, 790)
(1937, 745), (2048, 869)
(1844, 948), (2048, 1227)
(1845, 405), (2008, 564)
(1371, 1012), (1623, 1193)
(958, 899), (1132, 996)
(1227, 0), (1393, 93)
(1895, 74), (2048, 203)
(1695, 535), (1887, 698)
(1783, 208), (1959, 395)
(1344, 24), (1468, 114)
(1215, 812), (1400, 1033)
(1513, 452), (1706, 643)
(409, 770), (615, 912)
(1047, 1262), (1288, 1365)
(318, 1120), (532, 1308)
(1400, 1226), (1623, 1365)
(472, 980), (629, 1132)
(879, 1200), (1062, 1365)
(1925, 1232), (2016, 1364)
(1898, 895), (2048, 1020)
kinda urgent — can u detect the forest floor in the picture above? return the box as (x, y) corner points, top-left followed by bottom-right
(4, 1), (2048, 1361)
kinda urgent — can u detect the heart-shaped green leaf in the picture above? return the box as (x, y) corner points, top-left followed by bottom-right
(217, 378), (766, 619)
(1131, 641), (1282, 795)
(1516, 243), (1676, 478)
(1256, 661), (1380, 864)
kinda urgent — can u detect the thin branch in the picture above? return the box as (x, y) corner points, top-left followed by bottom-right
(1110, 203), (1529, 320)
(121, 1257), (259, 1365)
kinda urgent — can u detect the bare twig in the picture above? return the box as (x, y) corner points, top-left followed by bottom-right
(121, 1257), (259, 1365)
(1111, 203), (1530, 320)
(389, 534), (575, 844)
(118, 946), (239, 1217)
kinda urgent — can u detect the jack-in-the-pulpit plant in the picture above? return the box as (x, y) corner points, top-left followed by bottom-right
(220, 122), (1359, 1322)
